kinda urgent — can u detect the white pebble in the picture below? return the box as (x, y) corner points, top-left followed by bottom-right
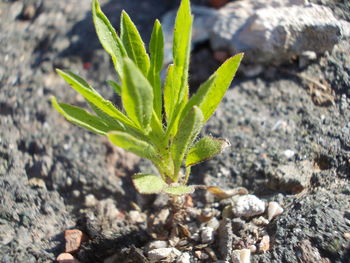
(201, 226), (214, 243)
(232, 195), (266, 217)
(84, 194), (97, 207)
(148, 248), (181, 262)
(232, 249), (251, 263)
(176, 252), (190, 263)
(148, 240), (168, 250)
(283, 149), (295, 159)
(267, 202), (284, 221)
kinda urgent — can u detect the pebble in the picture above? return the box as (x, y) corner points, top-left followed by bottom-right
(128, 210), (146, 224)
(84, 194), (97, 207)
(201, 226), (215, 243)
(258, 235), (270, 253)
(232, 249), (251, 263)
(283, 149), (295, 159)
(56, 253), (80, 263)
(267, 202), (284, 221)
(232, 195), (266, 217)
(343, 233), (350, 239)
(206, 217), (220, 230)
(148, 247), (181, 262)
(176, 252), (191, 263)
(252, 216), (269, 226)
(148, 240), (168, 250)
(27, 177), (46, 188)
(64, 229), (88, 253)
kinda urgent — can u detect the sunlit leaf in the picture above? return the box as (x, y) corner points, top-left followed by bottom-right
(92, 0), (126, 77)
(182, 53), (243, 122)
(171, 106), (203, 179)
(51, 96), (109, 135)
(148, 19), (164, 118)
(164, 185), (194, 195)
(186, 136), (230, 166)
(120, 11), (150, 76)
(56, 69), (134, 128)
(132, 174), (167, 194)
(108, 131), (157, 161)
(122, 58), (153, 129)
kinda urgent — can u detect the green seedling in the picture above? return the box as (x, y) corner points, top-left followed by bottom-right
(52, 0), (242, 196)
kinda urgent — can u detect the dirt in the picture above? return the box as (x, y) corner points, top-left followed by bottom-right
(0, 0), (349, 262)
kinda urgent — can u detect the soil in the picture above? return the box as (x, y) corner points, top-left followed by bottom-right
(0, 0), (349, 262)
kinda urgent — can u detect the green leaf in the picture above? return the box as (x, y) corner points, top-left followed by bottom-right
(120, 11), (150, 76)
(108, 131), (158, 161)
(51, 96), (109, 135)
(122, 58), (153, 129)
(164, 185), (194, 195)
(183, 53), (243, 122)
(132, 174), (167, 194)
(148, 19), (164, 118)
(56, 69), (134, 128)
(171, 106), (204, 179)
(172, 0), (192, 106)
(92, 0), (126, 77)
(164, 64), (175, 122)
(186, 136), (230, 166)
(107, 80), (122, 96)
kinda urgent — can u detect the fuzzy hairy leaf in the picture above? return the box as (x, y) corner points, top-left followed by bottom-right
(56, 69), (134, 128)
(122, 58), (153, 130)
(182, 53), (243, 123)
(92, 0), (126, 77)
(132, 174), (167, 194)
(171, 106), (203, 179)
(51, 96), (109, 135)
(121, 11), (150, 76)
(186, 136), (230, 166)
(107, 80), (121, 96)
(164, 64), (175, 122)
(108, 131), (157, 161)
(172, 0), (192, 106)
(148, 20), (164, 118)
(164, 185), (194, 195)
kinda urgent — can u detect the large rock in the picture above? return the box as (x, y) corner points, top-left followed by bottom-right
(210, 0), (349, 64)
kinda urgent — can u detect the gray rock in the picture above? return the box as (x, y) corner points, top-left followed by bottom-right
(231, 195), (266, 217)
(218, 218), (233, 261)
(201, 226), (215, 243)
(210, 0), (349, 65)
(176, 252), (191, 263)
(267, 160), (314, 193)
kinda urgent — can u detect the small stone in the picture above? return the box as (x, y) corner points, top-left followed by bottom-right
(148, 248), (181, 262)
(148, 240), (168, 250)
(232, 249), (251, 263)
(64, 229), (88, 253)
(176, 252), (191, 263)
(194, 250), (202, 259)
(252, 216), (269, 226)
(206, 217), (220, 230)
(343, 233), (350, 239)
(283, 149), (295, 159)
(20, 4), (36, 20)
(249, 245), (257, 253)
(232, 195), (266, 217)
(201, 226), (215, 243)
(84, 194), (97, 207)
(27, 177), (46, 188)
(222, 205), (234, 218)
(258, 235), (270, 253)
(267, 202), (284, 221)
(56, 253), (80, 263)
(128, 210), (146, 224)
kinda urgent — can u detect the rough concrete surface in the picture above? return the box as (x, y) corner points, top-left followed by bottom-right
(0, 0), (349, 262)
